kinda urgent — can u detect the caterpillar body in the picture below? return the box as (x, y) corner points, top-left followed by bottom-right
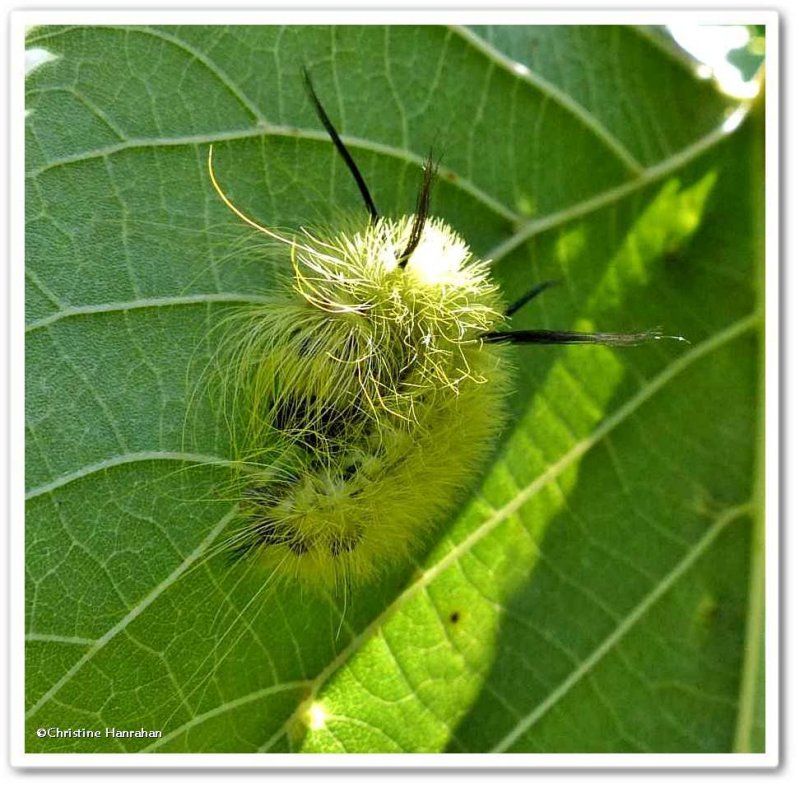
(208, 71), (663, 592)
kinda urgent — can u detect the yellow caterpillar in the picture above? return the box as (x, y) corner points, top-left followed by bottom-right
(207, 70), (662, 592)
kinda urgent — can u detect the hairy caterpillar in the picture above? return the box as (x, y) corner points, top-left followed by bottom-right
(207, 70), (666, 593)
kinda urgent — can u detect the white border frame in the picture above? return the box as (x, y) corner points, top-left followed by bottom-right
(8, 7), (780, 769)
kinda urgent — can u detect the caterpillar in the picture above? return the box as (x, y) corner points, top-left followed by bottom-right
(206, 69), (666, 593)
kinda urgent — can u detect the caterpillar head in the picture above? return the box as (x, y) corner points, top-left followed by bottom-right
(290, 214), (505, 341)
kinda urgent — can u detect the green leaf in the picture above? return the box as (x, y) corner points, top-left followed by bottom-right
(25, 24), (764, 754)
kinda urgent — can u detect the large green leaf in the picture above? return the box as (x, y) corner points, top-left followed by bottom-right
(24, 24), (764, 754)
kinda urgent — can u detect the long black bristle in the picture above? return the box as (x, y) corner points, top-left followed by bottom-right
(302, 67), (379, 223)
(481, 329), (664, 346)
(398, 153), (438, 269)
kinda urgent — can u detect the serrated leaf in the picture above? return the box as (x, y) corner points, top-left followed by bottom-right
(24, 24), (764, 754)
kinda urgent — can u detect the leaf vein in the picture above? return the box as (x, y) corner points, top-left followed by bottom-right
(491, 501), (753, 752)
(451, 25), (645, 175)
(26, 506), (239, 719)
(25, 451), (230, 500)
